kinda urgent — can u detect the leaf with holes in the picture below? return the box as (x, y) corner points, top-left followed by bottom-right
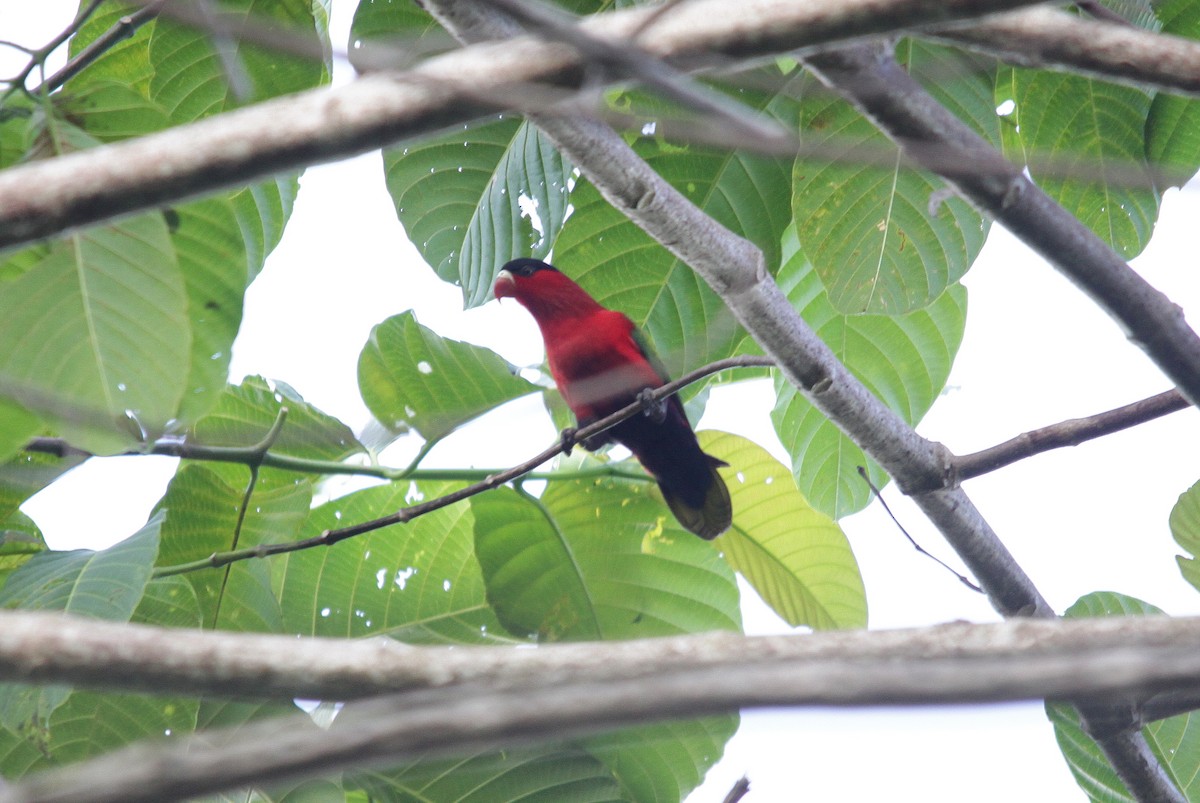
(358, 312), (536, 442)
(771, 226), (965, 518)
(383, 117), (573, 307)
(700, 430), (866, 628)
(277, 481), (515, 645)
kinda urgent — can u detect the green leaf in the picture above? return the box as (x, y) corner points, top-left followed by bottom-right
(472, 469), (739, 801)
(1146, 0), (1200, 187)
(277, 482), (515, 645)
(472, 469), (742, 641)
(0, 513), (161, 730)
(66, 2), (155, 94)
(0, 690), (197, 778)
(56, 80), (171, 142)
(155, 463), (311, 631)
(353, 749), (624, 803)
(1171, 479), (1200, 594)
(1047, 592), (1200, 802)
(358, 312), (537, 443)
(0, 510), (160, 617)
(0, 203), (189, 452)
(699, 430), (866, 629)
(149, 0), (329, 123)
(554, 75), (795, 379)
(0, 401), (39, 465)
(771, 226), (965, 518)
(793, 43), (993, 314)
(383, 117), (574, 307)
(0, 451), (87, 524)
(1007, 68), (1158, 259)
(584, 717), (739, 803)
(189, 376), (362, 462)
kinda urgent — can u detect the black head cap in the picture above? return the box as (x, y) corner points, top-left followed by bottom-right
(501, 258), (558, 278)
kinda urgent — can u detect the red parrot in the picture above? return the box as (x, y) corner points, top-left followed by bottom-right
(494, 257), (731, 539)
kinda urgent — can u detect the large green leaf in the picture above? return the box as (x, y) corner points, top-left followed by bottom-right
(1146, 0), (1200, 187)
(358, 312), (537, 443)
(383, 117), (574, 307)
(0, 689), (198, 779)
(1005, 67), (1158, 259)
(472, 468), (739, 800)
(553, 75), (796, 379)
(0, 513), (161, 731)
(472, 475), (741, 641)
(1047, 592), (1200, 802)
(277, 481), (515, 645)
(155, 463), (311, 631)
(0, 196), (189, 453)
(149, 0), (329, 122)
(188, 376), (362, 462)
(793, 42), (994, 314)
(700, 430), (866, 629)
(771, 226), (965, 518)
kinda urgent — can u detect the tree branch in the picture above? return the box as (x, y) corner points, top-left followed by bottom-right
(4, 613), (1200, 802)
(801, 40), (1192, 803)
(930, 6), (1200, 105)
(0, 0), (1055, 252)
(954, 389), (1193, 480)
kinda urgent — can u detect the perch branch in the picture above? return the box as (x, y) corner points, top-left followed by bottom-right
(150, 355), (774, 577)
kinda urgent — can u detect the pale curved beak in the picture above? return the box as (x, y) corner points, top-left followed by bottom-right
(493, 268), (516, 300)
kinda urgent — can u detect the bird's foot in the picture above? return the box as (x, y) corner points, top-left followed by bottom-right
(559, 426), (578, 455)
(637, 388), (668, 424)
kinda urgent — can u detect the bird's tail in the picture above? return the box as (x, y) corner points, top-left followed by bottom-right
(660, 455), (732, 540)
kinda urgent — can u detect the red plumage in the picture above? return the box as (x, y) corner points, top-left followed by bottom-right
(494, 258), (731, 539)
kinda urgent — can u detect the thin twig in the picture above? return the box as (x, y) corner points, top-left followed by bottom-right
(723, 776), (751, 803)
(858, 466), (983, 593)
(31, 1), (164, 95)
(1, 0), (104, 100)
(954, 389), (1193, 481)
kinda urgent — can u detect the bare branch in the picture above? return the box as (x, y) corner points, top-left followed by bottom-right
(4, 613), (1200, 802)
(931, 7), (1200, 102)
(955, 389), (1193, 480)
(0, 0), (1054, 251)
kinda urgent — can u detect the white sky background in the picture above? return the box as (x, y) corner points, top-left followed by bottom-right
(7, 2), (1200, 800)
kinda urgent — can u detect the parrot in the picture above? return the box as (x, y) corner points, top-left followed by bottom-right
(493, 257), (731, 539)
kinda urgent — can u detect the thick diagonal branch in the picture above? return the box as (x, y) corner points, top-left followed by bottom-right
(802, 40), (1191, 803)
